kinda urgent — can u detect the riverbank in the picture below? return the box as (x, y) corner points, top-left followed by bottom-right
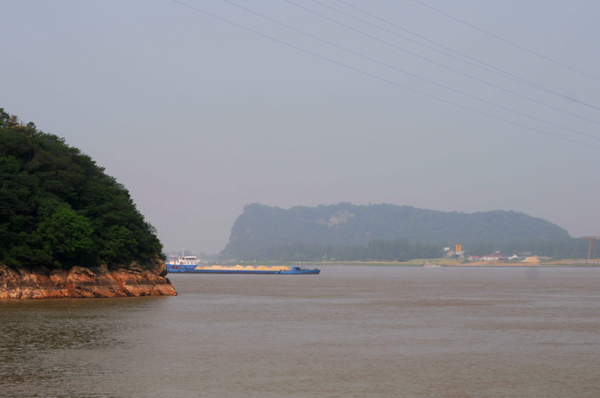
(220, 259), (600, 267)
(0, 261), (177, 299)
(413, 258), (600, 267)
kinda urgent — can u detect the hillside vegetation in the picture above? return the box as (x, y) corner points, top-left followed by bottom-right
(0, 109), (163, 269)
(222, 203), (574, 261)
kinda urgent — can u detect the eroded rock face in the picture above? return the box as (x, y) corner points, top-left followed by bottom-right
(0, 260), (177, 299)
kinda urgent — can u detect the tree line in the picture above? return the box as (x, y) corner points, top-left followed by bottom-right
(231, 239), (442, 262)
(228, 237), (591, 262)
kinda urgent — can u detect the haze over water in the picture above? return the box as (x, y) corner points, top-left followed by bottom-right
(1, 266), (599, 397)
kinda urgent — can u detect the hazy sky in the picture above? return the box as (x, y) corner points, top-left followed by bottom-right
(2, 0), (600, 254)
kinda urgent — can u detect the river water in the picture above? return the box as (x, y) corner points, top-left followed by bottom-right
(1, 266), (599, 398)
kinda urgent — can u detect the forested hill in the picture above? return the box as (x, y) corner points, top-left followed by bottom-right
(222, 203), (570, 259)
(0, 109), (163, 270)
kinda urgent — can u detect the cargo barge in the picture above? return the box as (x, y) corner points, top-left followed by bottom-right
(166, 257), (320, 274)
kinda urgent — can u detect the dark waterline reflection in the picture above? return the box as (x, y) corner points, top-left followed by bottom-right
(1, 266), (599, 397)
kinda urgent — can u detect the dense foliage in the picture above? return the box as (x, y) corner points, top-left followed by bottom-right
(231, 237), (589, 262)
(0, 109), (164, 269)
(222, 203), (575, 261)
(236, 239), (443, 262)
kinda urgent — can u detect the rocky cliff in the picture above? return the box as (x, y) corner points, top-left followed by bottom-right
(0, 261), (177, 299)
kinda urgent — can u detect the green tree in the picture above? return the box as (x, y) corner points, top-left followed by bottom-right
(0, 109), (164, 270)
(37, 208), (94, 266)
(0, 108), (10, 127)
(99, 225), (137, 264)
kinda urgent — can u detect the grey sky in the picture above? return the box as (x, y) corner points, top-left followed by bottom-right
(2, 0), (600, 254)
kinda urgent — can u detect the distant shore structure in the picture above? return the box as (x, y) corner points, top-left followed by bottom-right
(583, 237), (600, 259)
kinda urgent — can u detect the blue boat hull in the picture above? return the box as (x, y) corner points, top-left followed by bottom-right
(167, 265), (320, 275)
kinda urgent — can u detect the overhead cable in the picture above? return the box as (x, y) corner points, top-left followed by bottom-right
(456, 0), (600, 62)
(285, 0), (600, 127)
(536, 0), (600, 32)
(413, 0), (600, 83)
(220, 0), (600, 140)
(335, 0), (600, 112)
(171, 0), (600, 150)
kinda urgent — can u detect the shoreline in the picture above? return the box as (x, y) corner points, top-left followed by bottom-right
(0, 261), (177, 299)
(219, 259), (600, 267)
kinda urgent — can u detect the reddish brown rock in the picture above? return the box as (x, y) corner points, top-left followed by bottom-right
(110, 262), (175, 297)
(64, 265), (128, 298)
(0, 260), (177, 299)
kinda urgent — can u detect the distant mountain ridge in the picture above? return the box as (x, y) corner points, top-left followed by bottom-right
(222, 203), (570, 258)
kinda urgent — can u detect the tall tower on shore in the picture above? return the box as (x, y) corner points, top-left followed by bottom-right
(583, 237), (599, 259)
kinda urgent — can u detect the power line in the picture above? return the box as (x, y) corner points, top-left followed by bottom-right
(456, 0), (600, 62)
(285, 0), (600, 129)
(333, 0), (540, 90)
(536, 0), (600, 32)
(334, 0), (600, 112)
(171, 0), (599, 150)
(413, 0), (600, 83)
(220, 0), (600, 141)
(313, 0), (527, 86)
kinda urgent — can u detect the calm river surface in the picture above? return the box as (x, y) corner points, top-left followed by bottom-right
(1, 266), (599, 397)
